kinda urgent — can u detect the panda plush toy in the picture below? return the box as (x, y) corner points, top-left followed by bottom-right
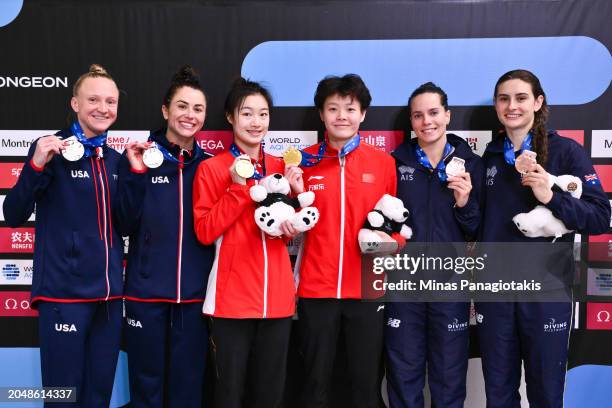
(250, 173), (319, 237)
(358, 194), (413, 254)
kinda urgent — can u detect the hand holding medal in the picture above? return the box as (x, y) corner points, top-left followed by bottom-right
(514, 150), (537, 175)
(230, 154), (254, 185)
(142, 142), (164, 169)
(446, 157), (472, 208)
(60, 136), (85, 162)
(520, 163), (554, 204)
(32, 135), (67, 168)
(283, 148), (305, 194)
(125, 140), (152, 171)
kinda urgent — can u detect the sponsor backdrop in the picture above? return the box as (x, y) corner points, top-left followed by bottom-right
(0, 0), (611, 406)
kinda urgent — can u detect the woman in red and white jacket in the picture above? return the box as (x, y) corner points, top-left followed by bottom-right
(193, 78), (297, 408)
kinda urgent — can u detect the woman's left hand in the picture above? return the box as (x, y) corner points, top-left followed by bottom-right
(447, 171), (472, 208)
(279, 220), (299, 239)
(521, 164), (553, 204)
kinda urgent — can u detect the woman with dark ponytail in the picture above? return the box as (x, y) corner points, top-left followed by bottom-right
(116, 65), (214, 407)
(476, 69), (610, 407)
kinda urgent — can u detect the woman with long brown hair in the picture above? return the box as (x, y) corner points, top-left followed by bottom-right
(475, 69), (610, 407)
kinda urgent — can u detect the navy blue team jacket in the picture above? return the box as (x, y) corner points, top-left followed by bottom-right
(393, 133), (483, 243)
(480, 131), (610, 290)
(3, 129), (124, 305)
(116, 129), (214, 303)
(481, 131), (610, 242)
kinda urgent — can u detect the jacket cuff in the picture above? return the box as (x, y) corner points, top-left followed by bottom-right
(454, 196), (476, 216)
(229, 183), (250, 192)
(544, 191), (564, 213)
(130, 166), (148, 174)
(29, 159), (44, 172)
(391, 232), (406, 252)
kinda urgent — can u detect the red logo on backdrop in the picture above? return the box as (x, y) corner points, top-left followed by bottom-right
(195, 131), (233, 155)
(593, 165), (612, 192)
(0, 228), (35, 253)
(586, 303), (612, 330)
(0, 162), (25, 188)
(0, 291), (37, 317)
(359, 131), (405, 153)
(557, 130), (584, 146)
(588, 234), (612, 262)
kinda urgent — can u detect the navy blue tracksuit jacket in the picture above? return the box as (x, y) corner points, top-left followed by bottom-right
(116, 129), (214, 302)
(3, 129), (124, 304)
(476, 131), (610, 408)
(385, 134), (483, 408)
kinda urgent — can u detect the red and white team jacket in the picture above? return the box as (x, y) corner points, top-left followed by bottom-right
(193, 151), (295, 318)
(296, 142), (398, 299)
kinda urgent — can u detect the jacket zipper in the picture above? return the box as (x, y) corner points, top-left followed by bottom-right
(95, 152), (110, 300)
(261, 230), (269, 318)
(337, 155), (346, 299)
(176, 152), (185, 303)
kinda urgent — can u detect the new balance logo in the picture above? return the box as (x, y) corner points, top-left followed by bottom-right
(387, 318), (401, 328)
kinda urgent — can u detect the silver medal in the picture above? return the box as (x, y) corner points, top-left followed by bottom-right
(61, 136), (85, 162)
(143, 143), (164, 169)
(446, 157), (466, 178)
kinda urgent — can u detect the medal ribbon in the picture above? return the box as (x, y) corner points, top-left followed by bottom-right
(147, 136), (201, 166)
(414, 142), (454, 181)
(230, 143), (266, 180)
(299, 134), (361, 167)
(70, 121), (107, 158)
(503, 133), (532, 165)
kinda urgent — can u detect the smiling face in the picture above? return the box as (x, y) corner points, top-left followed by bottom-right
(409, 92), (450, 148)
(162, 86), (206, 146)
(319, 94), (366, 147)
(494, 78), (544, 135)
(227, 93), (270, 150)
(70, 77), (119, 137)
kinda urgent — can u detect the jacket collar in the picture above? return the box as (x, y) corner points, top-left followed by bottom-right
(150, 128), (202, 160)
(392, 133), (471, 167)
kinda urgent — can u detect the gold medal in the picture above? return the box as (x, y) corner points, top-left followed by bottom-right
(235, 158), (255, 178)
(283, 148), (302, 167)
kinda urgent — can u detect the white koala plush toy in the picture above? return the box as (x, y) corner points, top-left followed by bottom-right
(512, 174), (582, 239)
(250, 173), (319, 237)
(358, 194), (413, 254)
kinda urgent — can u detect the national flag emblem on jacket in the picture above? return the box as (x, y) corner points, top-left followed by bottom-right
(584, 173), (600, 185)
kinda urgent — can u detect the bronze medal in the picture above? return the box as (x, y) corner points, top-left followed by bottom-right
(515, 150), (537, 174)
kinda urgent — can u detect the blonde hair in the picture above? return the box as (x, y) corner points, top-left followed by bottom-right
(72, 64), (115, 96)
